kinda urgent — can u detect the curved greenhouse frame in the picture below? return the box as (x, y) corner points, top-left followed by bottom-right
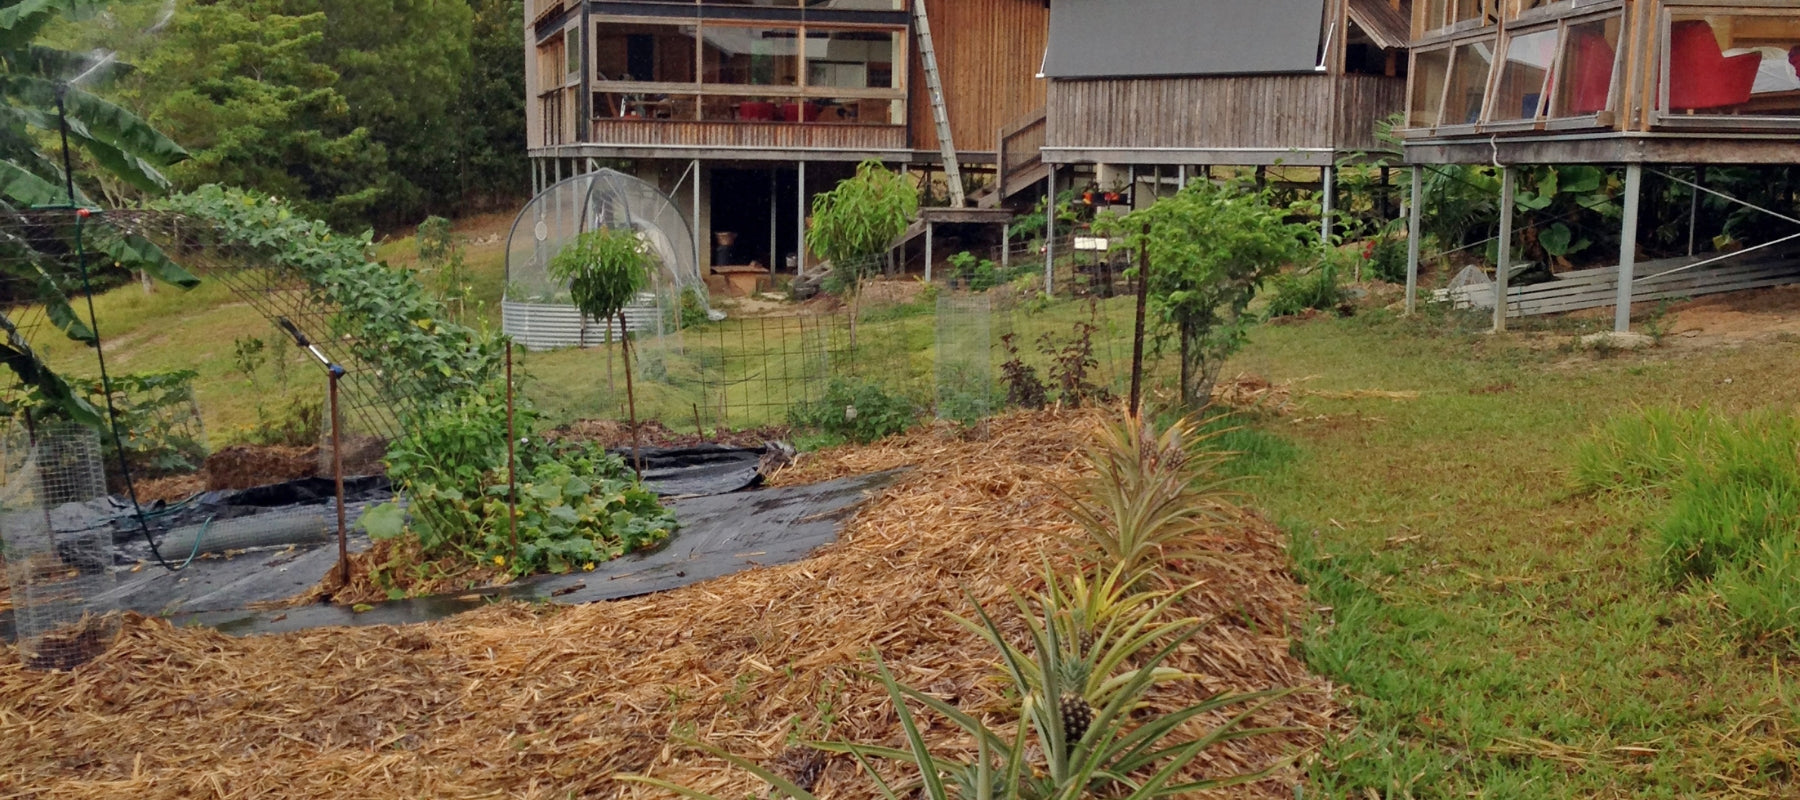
(502, 170), (711, 350)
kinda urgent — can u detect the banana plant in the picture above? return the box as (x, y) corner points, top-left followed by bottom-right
(0, 0), (195, 425)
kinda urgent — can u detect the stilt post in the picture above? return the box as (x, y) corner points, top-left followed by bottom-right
(1615, 164), (1644, 333)
(1406, 165), (1423, 316)
(796, 161), (807, 278)
(1044, 167), (1055, 294)
(1321, 165), (1335, 245)
(1495, 166), (1515, 333)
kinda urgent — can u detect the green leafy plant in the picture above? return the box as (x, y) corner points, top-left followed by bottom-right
(788, 378), (918, 444)
(548, 226), (653, 463)
(0, 0), (199, 427)
(948, 250), (999, 291)
(999, 332), (1047, 410)
(372, 387), (676, 578)
(1264, 253), (1348, 319)
(417, 215), (472, 321)
(1097, 179), (1311, 405)
(807, 160), (919, 344)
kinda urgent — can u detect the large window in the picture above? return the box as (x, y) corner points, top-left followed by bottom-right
(1404, 10), (1623, 132)
(590, 16), (905, 125)
(1661, 13), (1800, 118)
(1490, 27), (1559, 122)
(1444, 38), (1494, 126)
(1409, 47), (1451, 127)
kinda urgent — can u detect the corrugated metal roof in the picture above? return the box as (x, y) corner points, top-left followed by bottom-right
(1044, 0), (1328, 79)
(1347, 0), (1411, 51)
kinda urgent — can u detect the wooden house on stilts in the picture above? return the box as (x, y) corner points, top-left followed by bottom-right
(1397, 0), (1800, 331)
(522, 0), (1048, 290)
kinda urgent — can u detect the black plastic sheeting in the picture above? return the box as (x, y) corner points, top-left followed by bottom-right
(108, 476), (393, 565)
(0, 468), (904, 640)
(612, 443), (780, 497)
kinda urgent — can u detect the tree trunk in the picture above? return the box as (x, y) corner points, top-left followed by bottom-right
(1178, 324), (1221, 408)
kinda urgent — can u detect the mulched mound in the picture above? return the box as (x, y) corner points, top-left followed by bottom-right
(555, 418), (791, 450)
(0, 409), (1341, 799)
(201, 444), (321, 490)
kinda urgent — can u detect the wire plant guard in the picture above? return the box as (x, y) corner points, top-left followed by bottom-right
(504, 170), (712, 351)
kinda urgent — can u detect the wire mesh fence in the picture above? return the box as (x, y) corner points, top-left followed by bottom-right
(0, 422), (116, 670)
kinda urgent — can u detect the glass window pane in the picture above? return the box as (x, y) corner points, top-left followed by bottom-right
(1409, 48), (1451, 127)
(1552, 16), (1621, 118)
(565, 28), (580, 76)
(702, 25), (802, 87)
(1665, 14), (1800, 116)
(1491, 28), (1558, 121)
(1445, 38), (1495, 125)
(594, 23), (698, 84)
(805, 29), (901, 90)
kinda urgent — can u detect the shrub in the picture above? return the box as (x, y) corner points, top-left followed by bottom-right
(948, 250), (1000, 291)
(1095, 179), (1313, 405)
(1264, 255), (1347, 319)
(788, 378), (919, 444)
(1366, 235), (1409, 284)
(1000, 333), (1048, 410)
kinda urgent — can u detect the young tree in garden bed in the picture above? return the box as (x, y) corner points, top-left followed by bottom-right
(807, 160), (918, 345)
(1098, 180), (1312, 406)
(548, 226), (653, 467)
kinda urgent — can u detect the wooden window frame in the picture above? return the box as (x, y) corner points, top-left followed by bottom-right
(588, 14), (908, 123)
(1650, 4), (1800, 130)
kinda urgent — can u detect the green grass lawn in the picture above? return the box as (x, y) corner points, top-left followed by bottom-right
(1224, 309), (1800, 798)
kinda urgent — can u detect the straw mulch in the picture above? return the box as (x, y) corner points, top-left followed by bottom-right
(0, 408), (1340, 800)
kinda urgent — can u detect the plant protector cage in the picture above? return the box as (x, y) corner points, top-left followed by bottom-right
(503, 169), (713, 351)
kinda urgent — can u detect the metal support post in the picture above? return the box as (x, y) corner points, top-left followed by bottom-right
(1044, 167), (1056, 295)
(1615, 164), (1644, 333)
(1320, 165), (1335, 245)
(769, 169), (779, 270)
(1178, 165), (1187, 190)
(925, 221), (934, 282)
(505, 345), (517, 557)
(796, 161), (807, 278)
(1687, 166), (1702, 257)
(1495, 166), (1515, 332)
(1406, 165), (1422, 316)
(329, 364), (347, 587)
(691, 159), (702, 276)
(1497, 165), (1512, 331)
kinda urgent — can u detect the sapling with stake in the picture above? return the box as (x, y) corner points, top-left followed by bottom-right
(807, 160), (919, 348)
(549, 226), (653, 471)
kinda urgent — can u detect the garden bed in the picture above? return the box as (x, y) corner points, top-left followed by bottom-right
(0, 409), (1338, 799)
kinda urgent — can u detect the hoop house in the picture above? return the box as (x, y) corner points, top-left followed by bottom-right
(503, 170), (710, 350)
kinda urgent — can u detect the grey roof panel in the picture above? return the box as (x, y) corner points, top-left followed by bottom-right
(1045, 0), (1329, 79)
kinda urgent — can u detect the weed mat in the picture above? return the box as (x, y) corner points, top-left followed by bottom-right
(0, 409), (1338, 799)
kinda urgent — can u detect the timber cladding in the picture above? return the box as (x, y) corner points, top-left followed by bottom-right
(909, 0), (1049, 158)
(1045, 74), (1404, 161)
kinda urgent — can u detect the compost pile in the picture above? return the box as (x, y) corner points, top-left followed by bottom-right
(0, 409), (1341, 800)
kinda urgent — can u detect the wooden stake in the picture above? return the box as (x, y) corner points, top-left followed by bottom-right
(619, 314), (643, 473)
(1129, 222), (1151, 418)
(506, 345), (518, 557)
(329, 366), (348, 588)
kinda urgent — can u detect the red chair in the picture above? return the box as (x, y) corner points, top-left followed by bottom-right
(1666, 20), (1760, 110)
(777, 102), (821, 123)
(1566, 30), (1616, 115)
(1790, 47), (1800, 79)
(738, 101), (776, 121)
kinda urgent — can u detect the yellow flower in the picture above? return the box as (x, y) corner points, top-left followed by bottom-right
(493, 555), (506, 567)
(582, 562), (596, 572)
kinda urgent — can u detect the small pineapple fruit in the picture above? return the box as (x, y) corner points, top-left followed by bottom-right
(1059, 692), (1095, 744)
(1052, 650), (1095, 745)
